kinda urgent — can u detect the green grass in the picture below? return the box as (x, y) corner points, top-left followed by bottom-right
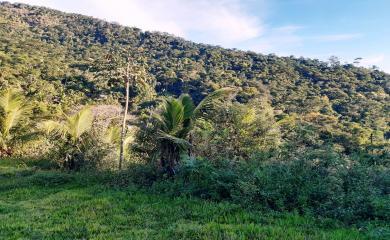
(0, 158), (381, 239)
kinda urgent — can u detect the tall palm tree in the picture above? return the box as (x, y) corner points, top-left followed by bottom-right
(0, 89), (32, 156)
(41, 106), (93, 169)
(155, 87), (236, 175)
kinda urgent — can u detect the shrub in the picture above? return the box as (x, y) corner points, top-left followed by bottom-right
(137, 147), (389, 224)
(48, 133), (118, 171)
(192, 98), (281, 161)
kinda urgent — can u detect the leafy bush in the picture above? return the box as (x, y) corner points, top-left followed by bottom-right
(47, 133), (118, 171)
(137, 147), (389, 224)
(113, 162), (159, 187)
(192, 98), (281, 161)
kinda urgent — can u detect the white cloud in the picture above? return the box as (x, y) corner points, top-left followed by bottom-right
(382, 63), (390, 74)
(359, 54), (390, 73)
(13, 0), (264, 47)
(241, 24), (305, 54)
(360, 54), (385, 66)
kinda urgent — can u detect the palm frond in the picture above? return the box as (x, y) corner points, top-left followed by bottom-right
(157, 130), (191, 150)
(179, 94), (195, 120)
(103, 125), (121, 144)
(0, 89), (31, 139)
(2, 107), (25, 136)
(0, 89), (23, 113)
(39, 120), (66, 137)
(161, 98), (185, 134)
(123, 134), (135, 152)
(193, 87), (236, 117)
(65, 106), (93, 142)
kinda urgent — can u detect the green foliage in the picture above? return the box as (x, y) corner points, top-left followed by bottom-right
(40, 106), (96, 169)
(149, 148), (389, 224)
(0, 2), (388, 153)
(153, 88), (235, 174)
(0, 88), (33, 155)
(193, 97), (281, 160)
(41, 106), (93, 143)
(0, 159), (380, 240)
(0, 3), (388, 238)
(103, 125), (136, 158)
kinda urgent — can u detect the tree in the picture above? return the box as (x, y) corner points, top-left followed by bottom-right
(118, 55), (154, 170)
(0, 89), (32, 156)
(95, 47), (155, 170)
(328, 56), (340, 67)
(192, 97), (281, 160)
(155, 87), (236, 175)
(119, 58), (131, 170)
(353, 57), (362, 65)
(41, 106), (93, 169)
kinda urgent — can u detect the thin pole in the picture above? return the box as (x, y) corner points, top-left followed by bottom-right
(119, 61), (130, 170)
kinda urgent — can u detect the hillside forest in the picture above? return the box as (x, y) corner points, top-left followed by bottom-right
(0, 2), (389, 239)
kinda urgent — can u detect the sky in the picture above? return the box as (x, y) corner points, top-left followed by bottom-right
(10, 0), (390, 73)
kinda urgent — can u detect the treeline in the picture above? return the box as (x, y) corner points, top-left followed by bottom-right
(0, 2), (389, 154)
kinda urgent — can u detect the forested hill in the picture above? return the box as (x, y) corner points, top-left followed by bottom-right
(0, 2), (389, 146)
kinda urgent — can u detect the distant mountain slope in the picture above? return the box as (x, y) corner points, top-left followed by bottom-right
(0, 2), (389, 143)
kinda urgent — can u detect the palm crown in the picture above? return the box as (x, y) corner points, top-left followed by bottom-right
(0, 89), (32, 152)
(155, 87), (236, 174)
(40, 106), (93, 144)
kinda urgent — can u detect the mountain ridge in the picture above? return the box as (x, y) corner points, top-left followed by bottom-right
(0, 1), (389, 146)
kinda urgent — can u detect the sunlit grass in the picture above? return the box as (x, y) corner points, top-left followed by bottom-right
(0, 158), (375, 239)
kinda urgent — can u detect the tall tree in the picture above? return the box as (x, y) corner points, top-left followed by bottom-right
(119, 58), (131, 170)
(95, 47), (155, 170)
(118, 55), (154, 170)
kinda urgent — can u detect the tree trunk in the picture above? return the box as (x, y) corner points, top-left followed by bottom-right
(188, 132), (193, 157)
(119, 66), (131, 170)
(160, 142), (179, 177)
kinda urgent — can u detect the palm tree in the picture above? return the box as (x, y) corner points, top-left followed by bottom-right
(41, 106), (93, 169)
(0, 89), (32, 156)
(155, 87), (236, 175)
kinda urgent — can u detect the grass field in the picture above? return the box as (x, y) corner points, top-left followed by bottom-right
(0, 158), (382, 239)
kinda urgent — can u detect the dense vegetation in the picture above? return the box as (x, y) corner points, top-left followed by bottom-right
(0, 158), (383, 240)
(0, 2), (389, 239)
(0, 2), (389, 150)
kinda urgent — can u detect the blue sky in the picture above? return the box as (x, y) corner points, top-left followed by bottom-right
(13, 0), (390, 72)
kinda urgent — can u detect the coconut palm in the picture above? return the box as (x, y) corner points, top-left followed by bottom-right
(155, 87), (236, 175)
(0, 89), (32, 156)
(41, 106), (93, 143)
(41, 106), (93, 169)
